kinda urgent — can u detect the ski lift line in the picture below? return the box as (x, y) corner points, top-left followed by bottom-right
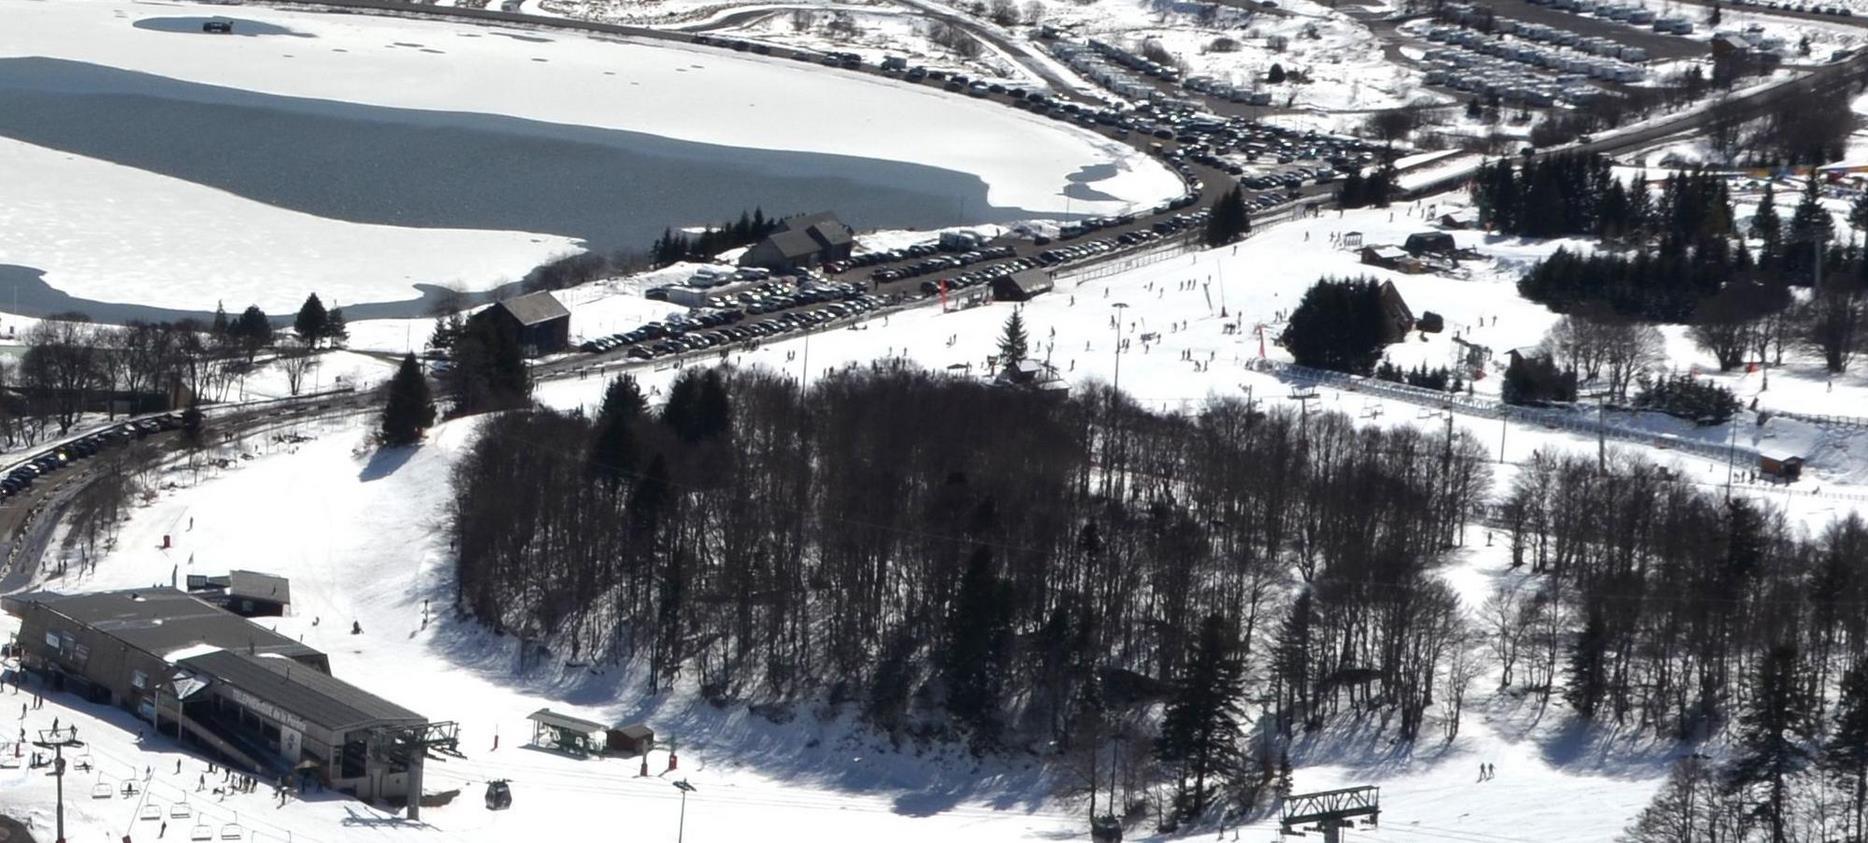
(1370, 821), (1545, 843)
(429, 761), (1075, 821)
(64, 741), (326, 843)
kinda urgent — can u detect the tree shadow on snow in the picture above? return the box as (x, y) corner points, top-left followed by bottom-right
(359, 445), (418, 482)
(1481, 690), (1688, 778)
(412, 611), (1064, 820)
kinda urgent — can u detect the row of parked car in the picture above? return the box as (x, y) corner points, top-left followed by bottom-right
(870, 245), (1019, 283)
(623, 295), (887, 360)
(582, 281), (876, 355)
(2, 413), (183, 499)
(1727, 0), (1854, 13)
(916, 256), (1043, 296)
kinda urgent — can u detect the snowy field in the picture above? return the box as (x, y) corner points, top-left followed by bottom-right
(9, 194), (1868, 841)
(0, 0), (1178, 313)
(0, 136), (580, 315)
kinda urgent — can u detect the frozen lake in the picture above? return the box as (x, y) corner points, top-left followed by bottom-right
(0, 0), (1178, 319)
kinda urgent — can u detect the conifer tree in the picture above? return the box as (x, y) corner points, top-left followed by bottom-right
(1724, 642), (1816, 843)
(589, 375), (646, 489)
(380, 353), (435, 446)
(1158, 613), (1247, 824)
(1825, 663), (1868, 841)
(294, 294), (328, 348)
(324, 307), (349, 348)
(1751, 181), (1782, 265)
(211, 301), (230, 343)
(943, 546), (1014, 742)
(1279, 277), (1389, 375)
(230, 305), (272, 363)
(997, 309), (1029, 373)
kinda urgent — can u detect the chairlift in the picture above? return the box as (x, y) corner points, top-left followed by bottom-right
(91, 779), (114, 799)
(190, 824), (213, 841)
(219, 822), (245, 840)
(170, 801), (193, 819)
(140, 802), (164, 821)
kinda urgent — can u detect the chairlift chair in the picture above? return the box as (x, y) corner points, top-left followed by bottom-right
(190, 824), (213, 841)
(91, 779), (114, 799)
(170, 801), (193, 819)
(140, 802), (164, 821)
(219, 822), (245, 840)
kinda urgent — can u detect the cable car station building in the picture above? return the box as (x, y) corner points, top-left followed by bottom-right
(4, 588), (449, 814)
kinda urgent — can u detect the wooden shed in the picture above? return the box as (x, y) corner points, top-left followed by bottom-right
(1760, 451), (1805, 483)
(474, 292), (571, 357)
(607, 723), (655, 756)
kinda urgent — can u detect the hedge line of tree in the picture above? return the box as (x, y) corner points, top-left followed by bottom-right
(1500, 452), (1868, 840)
(449, 365), (1493, 824)
(651, 208), (782, 266)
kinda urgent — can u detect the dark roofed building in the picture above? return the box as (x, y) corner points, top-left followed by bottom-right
(739, 212), (855, 272)
(179, 650), (423, 733)
(186, 570), (291, 617)
(472, 291), (571, 356)
(1403, 231), (1456, 256)
(992, 269), (1055, 302)
(608, 723), (655, 756)
(6, 588), (325, 675)
(4, 588), (429, 811)
(1377, 280), (1415, 343)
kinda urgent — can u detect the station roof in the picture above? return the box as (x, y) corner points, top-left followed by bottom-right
(528, 708), (607, 736)
(11, 589), (320, 662)
(180, 649), (423, 731)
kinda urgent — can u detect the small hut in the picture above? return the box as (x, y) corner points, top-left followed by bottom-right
(608, 723), (656, 756)
(528, 709), (608, 756)
(1760, 449), (1805, 483)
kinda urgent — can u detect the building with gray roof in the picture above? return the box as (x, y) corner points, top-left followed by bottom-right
(5, 588), (431, 810)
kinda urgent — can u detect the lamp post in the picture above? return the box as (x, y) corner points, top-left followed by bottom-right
(1110, 302), (1130, 397)
(673, 778), (697, 843)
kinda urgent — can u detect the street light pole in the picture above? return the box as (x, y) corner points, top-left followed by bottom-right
(1110, 302), (1130, 397)
(673, 778), (697, 843)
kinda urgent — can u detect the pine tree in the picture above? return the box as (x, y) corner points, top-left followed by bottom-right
(1157, 613), (1247, 824)
(1724, 642), (1816, 843)
(1204, 186), (1250, 246)
(380, 353), (435, 446)
(1825, 663), (1868, 841)
(324, 307), (349, 348)
(662, 368), (732, 445)
(1267, 62), (1286, 83)
(233, 305), (271, 363)
(448, 314), (531, 413)
(997, 309), (1029, 373)
(211, 302), (230, 343)
(1751, 181), (1782, 265)
(427, 313), (464, 355)
(1788, 174), (1835, 282)
(1564, 603), (1608, 719)
(589, 375), (645, 489)
(294, 294), (328, 347)
(1279, 277), (1389, 375)
(1272, 591), (1314, 738)
(943, 546), (1014, 743)
(1848, 191), (1868, 245)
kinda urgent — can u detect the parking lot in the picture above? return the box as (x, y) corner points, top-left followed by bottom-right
(0, 413), (184, 501)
